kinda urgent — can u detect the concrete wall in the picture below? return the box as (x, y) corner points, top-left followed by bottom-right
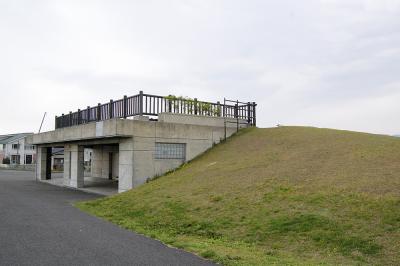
(0, 164), (35, 171)
(115, 115), (241, 192)
(159, 113), (248, 128)
(90, 145), (119, 179)
(91, 147), (103, 178)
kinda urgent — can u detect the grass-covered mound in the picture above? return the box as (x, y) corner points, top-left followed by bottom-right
(77, 127), (400, 265)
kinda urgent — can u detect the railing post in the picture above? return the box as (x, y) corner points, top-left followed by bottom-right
(69, 111), (72, 126)
(223, 98), (226, 140)
(252, 102), (256, 126)
(194, 98), (198, 115)
(234, 103), (238, 119)
(87, 106), (90, 122)
(109, 100), (114, 118)
(97, 103), (101, 121)
(123, 95), (127, 118)
(55, 116), (58, 129)
(168, 98), (172, 113)
(217, 101), (221, 117)
(235, 101), (239, 132)
(139, 91), (143, 116)
(60, 114), (64, 128)
(77, 109), (81, 125)
(247, 102), (251, 125)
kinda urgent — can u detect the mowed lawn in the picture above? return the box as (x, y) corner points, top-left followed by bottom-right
(77, 127), (400, 265)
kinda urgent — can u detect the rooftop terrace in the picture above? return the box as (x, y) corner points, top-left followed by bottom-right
(55, 91), (257, 129)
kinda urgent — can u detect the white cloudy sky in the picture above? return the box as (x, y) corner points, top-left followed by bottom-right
(0, 0), (399, 135)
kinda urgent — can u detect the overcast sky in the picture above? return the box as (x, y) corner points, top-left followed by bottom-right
(1, 0), (399, 135)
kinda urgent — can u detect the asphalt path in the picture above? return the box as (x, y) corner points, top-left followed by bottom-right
(0, 170), (215, 266)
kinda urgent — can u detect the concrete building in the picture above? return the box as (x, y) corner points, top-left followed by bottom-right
(0, 133), (36, 165)
(27, 92), (256, 193)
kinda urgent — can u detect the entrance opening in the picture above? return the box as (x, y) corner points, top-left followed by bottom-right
(49, 146), (64, 182)
(83, 144), (118, 195)
(41, 144), (118, 196)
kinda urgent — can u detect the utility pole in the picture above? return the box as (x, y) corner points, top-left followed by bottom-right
(39, 112), (47, 133)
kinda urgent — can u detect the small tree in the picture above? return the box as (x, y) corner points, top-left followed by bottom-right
(2, 157), (10, 164)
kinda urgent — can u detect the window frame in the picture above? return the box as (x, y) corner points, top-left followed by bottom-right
(154, 142), (186, 160)
(11, 155), (20, 164)
(25, 154), (33, 164)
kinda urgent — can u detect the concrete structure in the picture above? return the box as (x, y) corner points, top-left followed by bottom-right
(27, 113), (247, 193)
(0, 133), (36, 165)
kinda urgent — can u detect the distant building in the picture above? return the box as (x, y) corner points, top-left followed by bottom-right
(0, 133), (36, 165)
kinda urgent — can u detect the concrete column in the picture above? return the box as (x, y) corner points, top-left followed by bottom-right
(118, 139), (134, 193)
(131, 137), (155, 188)
(64, 144), (84, 188)
(63, 145), (71, 186)
(36, 146), (51, 180)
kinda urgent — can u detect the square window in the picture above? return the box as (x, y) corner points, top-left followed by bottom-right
(155, 143), (186, 160)
(25, 155), (33, 164)
(11, 155), (20, 164)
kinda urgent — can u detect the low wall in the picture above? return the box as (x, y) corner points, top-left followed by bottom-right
(158, 113), (248, 128)
(0, 164), (35, 171)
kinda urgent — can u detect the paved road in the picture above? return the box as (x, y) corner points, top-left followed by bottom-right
(0, 170), (215, 266)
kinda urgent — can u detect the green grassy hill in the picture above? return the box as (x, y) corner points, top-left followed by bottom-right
(77, 127), (400, 265)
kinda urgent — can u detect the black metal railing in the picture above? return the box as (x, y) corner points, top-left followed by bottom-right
(55, 91), (257, 129)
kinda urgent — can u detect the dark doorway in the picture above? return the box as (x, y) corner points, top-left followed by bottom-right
(25, 155), (33, 164)
(108, 152), (113, 180)
(46, 147), (52, 180)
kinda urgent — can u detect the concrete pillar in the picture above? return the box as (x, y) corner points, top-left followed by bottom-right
(63, 145), (71, 185)
(63, 144), (84, 188)
(131, 137), (156, 188)
(36, 146), (51, 180)
(118, 139), (134, 193)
